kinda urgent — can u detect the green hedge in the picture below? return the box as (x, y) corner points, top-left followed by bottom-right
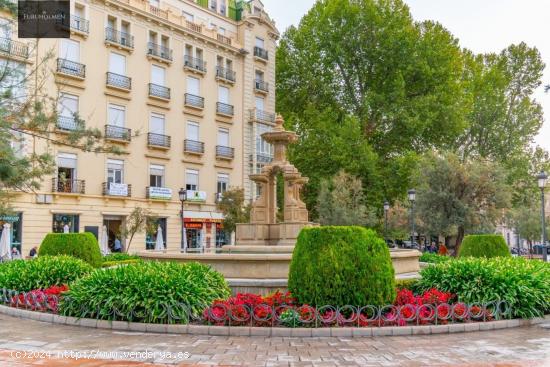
(420, 253), (452, 264)
(458, 234), (511, 258)
(39, 233), (103, 268)
(60, 261), (230, 323)
(288, 226), (395, 306)
(102, 253), (140, 262)
(418, 257), (550, 319)
(101, 259), (142, 268)
(0, 256), (93, 292)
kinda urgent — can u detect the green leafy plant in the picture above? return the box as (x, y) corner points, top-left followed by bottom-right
(279, 309), (301, 328)
(101, 259), (142, 268)
(395, 279), (420, 293)
(417, 257), (550, 319)
(419, 253), (452, 264)
(0, 256), (93, 292)
(102, 253), (141, 262)
(458, 234), (511, 258)
(60, 261), (230, 323)
(39, 233), (103, 268)
(288, 226), (395, 306)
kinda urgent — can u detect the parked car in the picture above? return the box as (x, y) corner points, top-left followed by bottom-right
(402, 241), (420, 249)
(385, 239), (396, 248)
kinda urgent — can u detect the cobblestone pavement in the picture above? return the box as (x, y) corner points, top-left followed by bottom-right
(0, 314), (548, 366)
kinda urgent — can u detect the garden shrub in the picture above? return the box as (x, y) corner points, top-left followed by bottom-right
(0, 256), (93, 292)
(101, 259), (142, 268)
(458, 234), (510, 258)
(60, 261), (230, 323)
(419, 253), (452, 264)
(395, 278), (420, 293)
(288, 226), (395, 306)
(417, 257), (550, 318)
(102, 253), (140, 262)
(39, 233), (103, 268)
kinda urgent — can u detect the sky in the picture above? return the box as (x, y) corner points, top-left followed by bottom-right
(262, 0), (550, 151)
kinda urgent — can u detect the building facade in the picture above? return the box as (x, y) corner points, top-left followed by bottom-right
(0, 0), (278, 255)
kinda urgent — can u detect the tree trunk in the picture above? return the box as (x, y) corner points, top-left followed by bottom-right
(454, 226), (465, 257)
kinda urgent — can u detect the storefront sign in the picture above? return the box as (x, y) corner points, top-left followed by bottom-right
(186, 190), (207, 202)
(185, 222), (203, 229)
(148, 187), (172, 200)
(0, 215), (20, 222)
(108, 183), (128, 197)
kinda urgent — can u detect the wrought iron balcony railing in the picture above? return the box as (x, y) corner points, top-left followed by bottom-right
(57, 116), (79, 131)
(56, 58), (86, 78)
(105, 27), (134, 49)
(148, 83), (170, 100)
(148, 132), (171, 148)
(249, 109), (276, 123)
(184, 93), (205, 109)
(56, 14), (89, 34)
(184, 139), (205, 154)
(184, 55), (207, 73)
(0, 37), (29, 59)
(106, 72), (131, 90)
(254, 46), (269, 60)
(147, 42), (173, 61)
(216, 145), (234, 159)
(255, 79), (269, 93)
(52, 178), (86, 194)
(216, 66), (236, 82)
(104, 125), (131, 142)
(216, 102), (234, 116)
(102, 182), (132, 197)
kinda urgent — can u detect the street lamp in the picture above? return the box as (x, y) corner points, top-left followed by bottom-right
(383, 200), (390, 244)
(537, 171), (548, 261)
(408, 189), (416, 251)
(178, 188), (187, 253)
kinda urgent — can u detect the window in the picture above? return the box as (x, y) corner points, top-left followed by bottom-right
(217, 173), (229, 194)
(151, 65), (165, 86)
(59, 93), (78, 118)
(149, 0), (159, 7)
(186, 76), (200, 95)
(183, 11), (194, 22)
(60, 39), (79, 62)
(148, 30), (157, 44)
(149, 164), (165, 187)
(0, 60), (25, 101)
(255, 37), (265, 49)
(218, 26), (226, 35)
(186, 169), (199, 191)
(186, 121), (199, 141)
(146, 217), (166, 250)
(226, 59), (233, 70)
(74, 4), (85, 18)
(209, 0), (217, 11)
(150, 113), (165, 135)
(52, 214), (79, 233)
(217, 128), (229, 147)
(219, 0), (226, 15)
(107, 159), (124, 184)
(0, 18), (11, 39)
(255, 96), (265, 111)
(109, 52), (126, 75)
(255, 70), (264, 82)
(218, 85), (229, 104)
(56, 153), (77, 191)
(107, 16), (116, 30)
(108, 104), (125, 127)
(256, 123), (273, 157)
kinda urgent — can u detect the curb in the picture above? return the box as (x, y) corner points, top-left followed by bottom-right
(0, 305), (547, 337)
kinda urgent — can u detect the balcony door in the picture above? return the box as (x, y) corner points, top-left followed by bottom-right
(109, 52), (126, 75)
(56, 153), (77, 192)
(150, 113), (165, 135)
(217, 128), (229, 147)
(151, 65), (165, 86)
(186, 76), (200, 96)
(107, 159), (124, 184)
(255, 96), (264, 111)
(60, 39), (79, 62)
(218, 86), (229, 104)
(108, 104), (125, 128)
(0, 18), (11, 39)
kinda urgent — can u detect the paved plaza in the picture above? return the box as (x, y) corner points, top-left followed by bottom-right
(0, 314), (548, 366)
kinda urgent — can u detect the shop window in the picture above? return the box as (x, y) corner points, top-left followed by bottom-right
(145, 217), (166, 250)
(52, 214), (79, 233)
(0, 213), (22, 254)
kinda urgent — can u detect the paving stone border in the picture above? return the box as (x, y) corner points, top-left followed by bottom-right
(0, 304), (547, 337)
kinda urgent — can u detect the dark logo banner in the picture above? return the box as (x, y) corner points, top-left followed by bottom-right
(18, 1), (70, 38)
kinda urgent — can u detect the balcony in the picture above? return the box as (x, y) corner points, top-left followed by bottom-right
(216, 66), (236, 83)
(255, 79), (269, 94)
(102, 182), (131, 197)
(185, 20), (202, 33)
(216, 102), (234, 116)
(57, 116), (79, 131)
(147, 132), (171, 149)
(0, 37), (29, 59)
(216, 145), (234, 160)
(249, 109), (276, 124)
(56, 15), (89, 35)
(52, 178), (86, 194)
(254, 46), (269, 61)
(106, 72), (131, 91)
(146, 186), (172, 200)
(105, 125), (131, 142)
(257, 153), (274, 164)
(56, 58), (86, 79)
(148, 83), (170, 100)
(147, 42), (173, 63)
(105, 27), (134, 50)
(184, 139), (205, 155)
(184, 55), (207, 74)
(217, 34), (231, 46)
(184, 93), (204, 109)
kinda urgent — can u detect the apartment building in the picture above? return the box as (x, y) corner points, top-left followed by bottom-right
(0, 0), (278, 255)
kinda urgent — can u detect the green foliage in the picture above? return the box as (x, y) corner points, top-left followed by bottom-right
(418, 257), (550, 318)
(60, 261), (230, 323)
(0, 256), (93, 292)
(458, 234), (511, 258)
(118, 207), (156, 253)
(102, 253), (141, 262)
(395, 278), (420, 293)
(216, 187), (250, 235)
(39, 233), (103, 268)
(288, 226), (395, 306)
(419, 253), (452, 264)
(101, 259), (142, 268)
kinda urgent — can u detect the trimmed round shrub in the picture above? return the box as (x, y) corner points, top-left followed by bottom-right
(39, 233), (103, 268)
(288, 226), (396, 306)
(0, 255), (93, 292)
(418, 257), (550, 318)
(458, 234), (511, 258)
(59, 261), (230, 323)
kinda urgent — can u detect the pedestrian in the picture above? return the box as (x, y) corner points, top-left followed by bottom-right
(430, 241), (437, 253)
(114, 238), (122, 252)
(11, 246), (20, 259)
(29, 246), (38, 258)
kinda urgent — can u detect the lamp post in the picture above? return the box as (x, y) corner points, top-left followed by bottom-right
(383, 200), (390, 244)
(408, 189), (416, 250)
(178, 188), (187, 253)
(515, 227), (521, 257)
(537, 171), (548, 261)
